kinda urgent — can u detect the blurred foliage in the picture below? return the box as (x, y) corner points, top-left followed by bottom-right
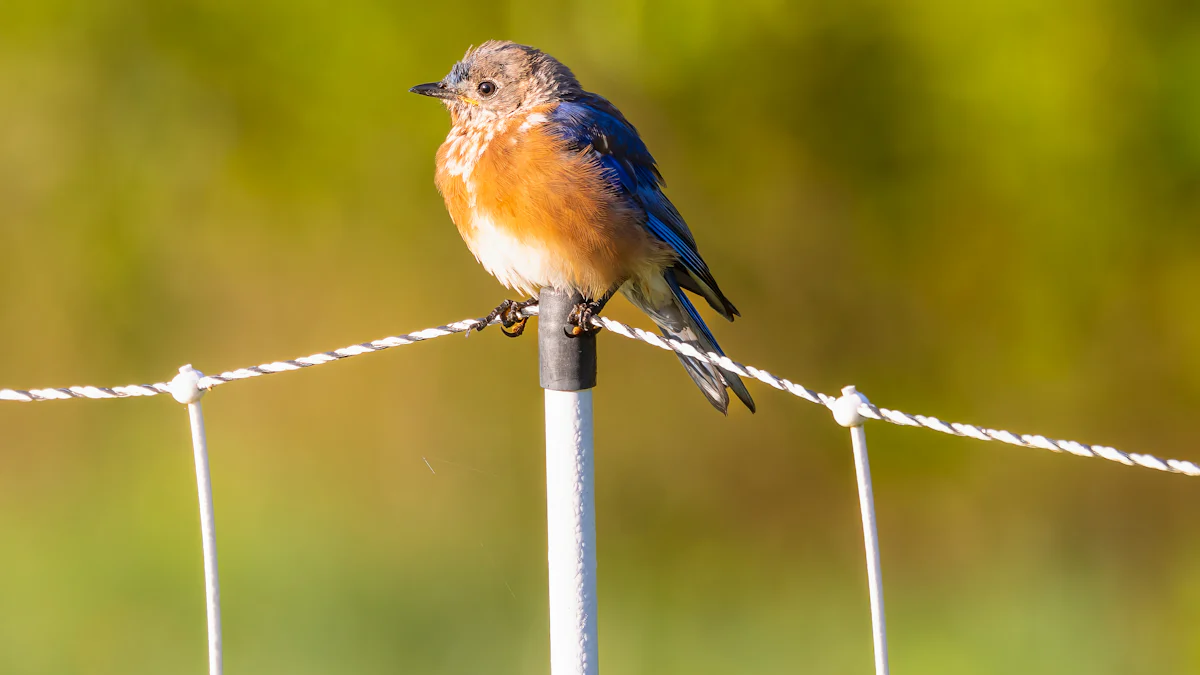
(1, 0), (1199, 673)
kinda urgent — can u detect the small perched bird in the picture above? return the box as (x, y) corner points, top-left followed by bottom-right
(411, 41), (754, 414)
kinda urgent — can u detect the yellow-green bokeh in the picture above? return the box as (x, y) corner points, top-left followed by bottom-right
(1, 1), (1198, 673)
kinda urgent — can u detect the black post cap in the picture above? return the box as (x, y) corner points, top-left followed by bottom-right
(538, 288), (598, 391)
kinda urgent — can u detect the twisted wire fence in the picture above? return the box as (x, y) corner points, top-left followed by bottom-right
(4, 306), (1197, 477)
(3, 303), (1197, 675)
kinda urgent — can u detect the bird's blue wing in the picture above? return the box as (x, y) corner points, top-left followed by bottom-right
(548, 97), (738, 319)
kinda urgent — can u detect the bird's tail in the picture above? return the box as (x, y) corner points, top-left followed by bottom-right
(624, 273), (755, 414)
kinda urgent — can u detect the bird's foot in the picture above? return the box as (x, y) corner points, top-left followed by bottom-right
(467, 298), (538, 338)
(566, 300), (605, 337)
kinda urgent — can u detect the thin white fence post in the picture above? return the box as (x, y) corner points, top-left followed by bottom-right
(833, 385), (889, 675)
(170, 365), (223, 675)
(538, 288), (600, 675)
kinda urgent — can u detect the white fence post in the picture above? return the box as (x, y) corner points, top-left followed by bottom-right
(170, 365), (223, 675)
(538, 289), (600, 675)
(833, 385), (889, 675)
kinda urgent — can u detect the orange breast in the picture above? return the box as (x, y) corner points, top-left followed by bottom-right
(434, 108), (673, 298)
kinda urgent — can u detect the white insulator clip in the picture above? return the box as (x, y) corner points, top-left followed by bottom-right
(832, 385), (871, 428)
(169, 364), (207, 404)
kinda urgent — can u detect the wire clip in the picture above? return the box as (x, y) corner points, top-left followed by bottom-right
(169, 365), (207, 405)
(833, 385), (871, 428)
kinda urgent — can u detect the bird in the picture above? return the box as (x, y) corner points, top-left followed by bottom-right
(411, 41), (754, 414)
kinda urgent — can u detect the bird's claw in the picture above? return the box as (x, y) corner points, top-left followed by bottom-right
(499, 315), (529, 338)
(565, 300), (604, 337)
(466, 298), (537, 338)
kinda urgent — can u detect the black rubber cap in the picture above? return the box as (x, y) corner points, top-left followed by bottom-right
(538, 287), (597, 391)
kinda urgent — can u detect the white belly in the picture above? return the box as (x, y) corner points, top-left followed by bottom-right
(465, 211), (571, 296)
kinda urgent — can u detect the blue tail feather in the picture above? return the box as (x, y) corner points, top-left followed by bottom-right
(664, 274), (756, 414)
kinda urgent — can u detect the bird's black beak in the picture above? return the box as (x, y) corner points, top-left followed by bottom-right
(409, 82), (456, 100)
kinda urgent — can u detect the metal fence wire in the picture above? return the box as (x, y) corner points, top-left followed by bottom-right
(3, 306), (1194, 476)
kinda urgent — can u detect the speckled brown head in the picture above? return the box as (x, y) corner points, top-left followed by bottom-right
(410, 41), (582, 126)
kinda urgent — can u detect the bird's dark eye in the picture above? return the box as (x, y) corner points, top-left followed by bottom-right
(477, 80), (497, 97)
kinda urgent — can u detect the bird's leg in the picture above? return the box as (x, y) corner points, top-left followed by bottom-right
(566, 287), (618, 337)
(467, 297), (538, 338)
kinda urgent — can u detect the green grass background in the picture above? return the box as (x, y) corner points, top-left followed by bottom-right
(1, 0), (1199, 672)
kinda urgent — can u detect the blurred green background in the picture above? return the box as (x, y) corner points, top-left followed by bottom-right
(2, 0), (1199, 673)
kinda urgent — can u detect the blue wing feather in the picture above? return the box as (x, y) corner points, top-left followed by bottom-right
(665, 271), (720, 349)
(548, 98), (739, 319)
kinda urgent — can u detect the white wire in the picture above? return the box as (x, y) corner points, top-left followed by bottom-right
(1, 305), (1195, 477)
(188, 400), (223, 675)
(849, 424), (888, 675)
(587, 314), (1200, 477)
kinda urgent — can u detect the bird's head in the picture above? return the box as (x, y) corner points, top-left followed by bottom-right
(410, 41), (581, 125)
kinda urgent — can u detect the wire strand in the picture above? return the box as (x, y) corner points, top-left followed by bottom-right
(2, 306), (1196, 477)
(0, 313), (511, 401)
(588, 314), (1200, 476)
